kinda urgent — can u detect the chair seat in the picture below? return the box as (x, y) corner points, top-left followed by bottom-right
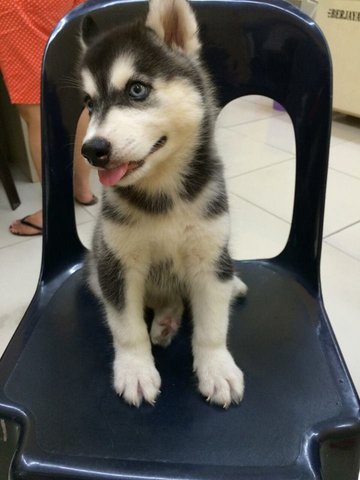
(5, 260), (356, 479)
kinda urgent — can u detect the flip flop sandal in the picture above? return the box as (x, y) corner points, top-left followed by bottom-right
(9, 216), (43, 237)
(75, 194), (99, 206)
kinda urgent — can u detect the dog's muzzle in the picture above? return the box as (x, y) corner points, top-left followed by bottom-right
(81, 137), (111, 168)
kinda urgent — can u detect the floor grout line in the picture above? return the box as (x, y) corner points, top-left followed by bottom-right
(323, 239), (360, 264)
(74, 216), (95, 226)
(323, 220), (360, 240)
(328, 166), (360, 182)
(217, 126), (297, 158)
(228, 192), (292, 225)
(223, 126), (297, 156)
(0, 218), (95, 252)
(0, 236), (41, 251)
(217, 111), (283, 129)
(82, 207), (99, 219)
(225, 157), (295, 180)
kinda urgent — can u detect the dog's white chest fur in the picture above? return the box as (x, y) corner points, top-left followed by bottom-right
(103, 193), (229, 277)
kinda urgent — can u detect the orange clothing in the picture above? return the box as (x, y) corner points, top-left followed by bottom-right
(0, 0), (83, 104)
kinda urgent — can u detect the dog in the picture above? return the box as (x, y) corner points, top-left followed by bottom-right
(79, 0), (248, 408)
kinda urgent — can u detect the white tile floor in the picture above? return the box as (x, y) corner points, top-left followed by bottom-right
(1, 96), (360, 404)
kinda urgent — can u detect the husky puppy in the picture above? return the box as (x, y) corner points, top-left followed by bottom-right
(80, 0), (247, 408)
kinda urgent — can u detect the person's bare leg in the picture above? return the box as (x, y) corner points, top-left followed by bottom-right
(17, 104), (42, 179)
(10, 106), (95, 235)
(73, 109), (96, 204)
(9, 104), (42, 235)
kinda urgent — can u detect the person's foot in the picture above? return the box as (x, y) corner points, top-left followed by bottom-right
(75, 193), (98, 206)
(9, 210), (43, 236)
(74, 187), (98, 206)
(9, 187), (98, 236)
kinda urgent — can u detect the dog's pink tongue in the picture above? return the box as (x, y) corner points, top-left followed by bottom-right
(98, 163), (129, 187)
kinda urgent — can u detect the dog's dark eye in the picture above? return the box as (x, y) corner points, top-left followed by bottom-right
(128, 82), (150, 101)
(84, 95), (94, 113)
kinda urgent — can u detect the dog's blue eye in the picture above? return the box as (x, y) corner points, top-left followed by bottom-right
(128, 82), (149, 100)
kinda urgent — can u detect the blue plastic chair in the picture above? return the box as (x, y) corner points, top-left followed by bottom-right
(1, 1), (359, 479)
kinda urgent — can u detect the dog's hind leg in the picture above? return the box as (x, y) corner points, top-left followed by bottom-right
(150, 296), (184, 348)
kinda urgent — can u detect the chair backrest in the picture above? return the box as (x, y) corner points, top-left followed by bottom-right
(40, 0), (332, 294)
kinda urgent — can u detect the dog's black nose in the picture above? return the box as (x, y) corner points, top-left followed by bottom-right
(81, 137), (111, 168)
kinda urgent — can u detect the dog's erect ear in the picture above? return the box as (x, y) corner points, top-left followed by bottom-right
(146, 0), (201, 58)
(80, 16), (100, 50)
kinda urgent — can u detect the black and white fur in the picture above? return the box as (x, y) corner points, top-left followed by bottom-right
(80, 0), (247, 408)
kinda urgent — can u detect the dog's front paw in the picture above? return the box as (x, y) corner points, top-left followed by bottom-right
(194, 347), (244, 408)
(113, 351), (161, 407)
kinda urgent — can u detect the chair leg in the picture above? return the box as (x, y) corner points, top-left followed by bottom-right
(0, 153), (21, 210)
(320, 435), (360, 480)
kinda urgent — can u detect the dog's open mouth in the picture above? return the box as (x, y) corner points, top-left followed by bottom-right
(98, 136), (167, 187)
